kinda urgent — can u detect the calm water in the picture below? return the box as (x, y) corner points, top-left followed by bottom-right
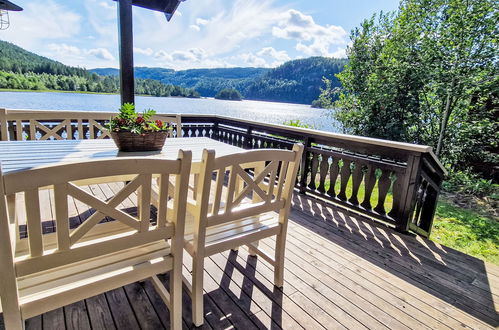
(0, 91), (338, 132)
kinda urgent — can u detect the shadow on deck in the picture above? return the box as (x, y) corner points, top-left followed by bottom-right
(1, 194), (497, 329)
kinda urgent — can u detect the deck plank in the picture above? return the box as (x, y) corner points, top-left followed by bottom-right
(105, 288), (140, 329)
(222, 248), (326, 330)
(290, 197), (498, 329)
(64, 301), (91, 330)
(177, 263), (233, 329)
(257, 238), (415, 330)
(1, 187), (498, 330)
(123, 282), (165, 330)
(209, 252), (303, 329)
(85, 294), (116, 330)
(183, 254), (261, 330)
(283, 227), (459, 329)
(24, 315), (41, 330)
(42, 307), (65, 330)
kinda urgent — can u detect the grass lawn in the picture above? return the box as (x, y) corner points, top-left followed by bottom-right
(321, 179), (498, 264)
(431, 199), (498, 265)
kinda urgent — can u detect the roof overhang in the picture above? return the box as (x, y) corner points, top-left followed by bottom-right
(112, 0), (183, 21)
(0, 0), (23, 11)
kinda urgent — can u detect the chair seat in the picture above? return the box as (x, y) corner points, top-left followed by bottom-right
(183, 211), (281, 256)
(16, 240), (172, 319)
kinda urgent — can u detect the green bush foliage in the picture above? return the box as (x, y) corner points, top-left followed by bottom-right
(319, 0), (498, 184)
(214, 88), (242, 101)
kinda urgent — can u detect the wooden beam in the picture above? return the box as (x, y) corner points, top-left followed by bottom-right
(118, 0), (135, 105)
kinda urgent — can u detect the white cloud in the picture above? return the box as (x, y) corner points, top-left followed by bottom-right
(83, 0), (117, 46)
(240, 53), (268, 67)
(329, 48), (347, 58)
(0, 1), (81, 49)
(257, 47), (290, 62)
(43, 43), (116, 68)
(98, 1), (115, 10)
(47, 43), (82, 57)
(189, 24), (201, 32)
(155, 48), (207, 63)
(155, 50), (173, 61)
(189, 17), (211, 31)
(196, 18), (210, 26)
(134, 0), (286, 60)
(171, 51), (197, 61)
(272, 9), (347, 57)
(87, 48), (115, 61)
(134, 47), (154, 56)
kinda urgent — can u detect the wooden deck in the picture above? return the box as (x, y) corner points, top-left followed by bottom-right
(1, 186), (498, 329)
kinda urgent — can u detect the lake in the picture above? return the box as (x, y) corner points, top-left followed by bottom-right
(0, 91), (338, 132)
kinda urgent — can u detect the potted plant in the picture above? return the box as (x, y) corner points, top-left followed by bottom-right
(107, 103), (170, 152)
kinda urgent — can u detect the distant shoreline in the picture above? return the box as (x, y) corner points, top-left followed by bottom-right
(0, 88), (117, 95)
(0, 89), (322, 108)
(0, 89), (202, 99)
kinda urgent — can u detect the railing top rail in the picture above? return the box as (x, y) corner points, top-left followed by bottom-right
(183, 114), (446, 173)
(1, 108), (446, 174)
(1, 108), (180, 120)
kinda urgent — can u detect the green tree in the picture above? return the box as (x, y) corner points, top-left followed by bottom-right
(215, 88), (242, 101)
(321, 0), (498, 172)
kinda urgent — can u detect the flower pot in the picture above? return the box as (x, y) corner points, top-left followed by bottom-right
(111, 131), (169, 152)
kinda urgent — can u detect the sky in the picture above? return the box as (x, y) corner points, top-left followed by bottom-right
(0, 0), (400, 70)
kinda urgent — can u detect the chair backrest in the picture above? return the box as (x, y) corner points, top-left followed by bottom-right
(0, 108), (182, 141)
(193, 144), (303, 231)
(156, 113), (182, 138)
(0, 152), (191, 278)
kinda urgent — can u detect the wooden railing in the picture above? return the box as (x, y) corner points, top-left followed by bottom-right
(0, 109), (446, 237)
(179, 115), (446, 237)
(0, 109), (181, 140)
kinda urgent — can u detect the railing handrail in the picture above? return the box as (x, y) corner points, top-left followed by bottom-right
(181, 113), (446, 174)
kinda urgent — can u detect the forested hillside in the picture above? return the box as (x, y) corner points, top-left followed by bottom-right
(91, 67), (269, 98)
(0, 40), (199, 98)
(92, 57), (347, 104)
(244, 57), (347, 104)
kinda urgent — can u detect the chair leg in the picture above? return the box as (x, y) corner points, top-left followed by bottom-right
(248, 240), (259, 256)
(170, 258), (183, 329)
(3, 306), (24, 330)
(191, 256), (205, 327)
(274, 233), (286, 288)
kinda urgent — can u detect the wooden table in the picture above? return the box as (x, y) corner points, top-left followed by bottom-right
(0, 137), (244, 175)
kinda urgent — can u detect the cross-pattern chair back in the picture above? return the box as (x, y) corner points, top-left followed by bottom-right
(0, 153), (191, 278)
(0, 108), (182, 141)
(194, 144), (303, 230)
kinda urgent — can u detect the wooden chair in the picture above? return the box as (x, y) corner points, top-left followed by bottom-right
(0, 108), (182, 141)
(184, 144), (303, 326)
(0, 152), (191, 329)
(156, 113), (182, 138)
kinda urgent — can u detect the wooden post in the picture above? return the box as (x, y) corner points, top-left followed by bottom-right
(396, 154), (422, 233)
(0, 108), (8, 141)
(213, 118), (220, 141)
(118, 0), (134, 105)
(298, 137), (311, 194)
(245, 126), (253, 149)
